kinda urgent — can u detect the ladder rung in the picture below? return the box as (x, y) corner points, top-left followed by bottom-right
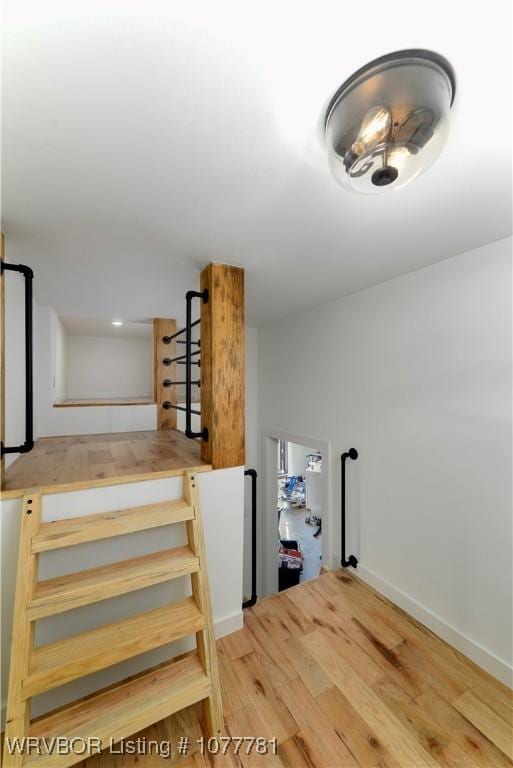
(28, 546), (200, 620)
(25, 653), (211, 768)
(23, 597), (205, 699)
(31, 499), (194, 553)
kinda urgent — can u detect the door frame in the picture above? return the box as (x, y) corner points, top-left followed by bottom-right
(260, 427), (332, 598)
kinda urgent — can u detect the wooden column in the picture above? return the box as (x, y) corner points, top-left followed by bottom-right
(153, 318), (177, 430)
(200, 264), (245, 469)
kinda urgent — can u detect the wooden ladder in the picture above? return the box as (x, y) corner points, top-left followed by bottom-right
(2, 470), (223, 768)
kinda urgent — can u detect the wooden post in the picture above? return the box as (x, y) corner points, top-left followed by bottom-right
(3, 492), (41, 768)
(153, 318), (177, 430)
(200, 264), (245, 469)
(184, 471), (224, 737)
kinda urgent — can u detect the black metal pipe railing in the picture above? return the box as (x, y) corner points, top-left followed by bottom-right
(185, 289), (208, 440)
(163, 402), (201, 415)
(159, 290), (207, 439)
(243, 468), (257, 609)
(341, 448), (358, 568)
(161, 380), (200, 387)
(162, 318), (200, 344)
(1, 261), (34, 457)
(164, 349), (200, 365)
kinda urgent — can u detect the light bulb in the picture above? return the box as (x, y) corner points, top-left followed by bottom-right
(351, 106), (392, 155)
(387, 146), (410, 173)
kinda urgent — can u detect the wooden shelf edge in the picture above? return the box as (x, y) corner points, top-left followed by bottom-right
(1, 464), (212, 500)
(53, 398), (156, 408)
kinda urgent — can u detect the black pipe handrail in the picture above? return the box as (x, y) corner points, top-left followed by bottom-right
(162, 318), (200, 344)
(341, 448), (358, 568)
(160, 289), (207, 439)
(165, 349), (200, 365)
(243, 469), (257, 609)
(1, 262), (34, 458)
(162, 380), (200, 387)
(163, 402), (201, 415)
(185, 289), (208, 441)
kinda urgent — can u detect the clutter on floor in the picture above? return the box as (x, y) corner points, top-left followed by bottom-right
(280, 475), (306, 508)
(278, 539), (302, 590)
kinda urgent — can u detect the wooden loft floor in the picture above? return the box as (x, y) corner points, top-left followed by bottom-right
(2, 430), (210, 497)
(81, 570), (512, 768)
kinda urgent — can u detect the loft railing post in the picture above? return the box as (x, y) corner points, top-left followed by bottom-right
(185, 291), (192, 437)
(24, 264), (33, 449)
(1, 259), (34, 458)
(185, 290), (208, 441)
(199, 264), (245, 469)
(341, 448), (358, 568)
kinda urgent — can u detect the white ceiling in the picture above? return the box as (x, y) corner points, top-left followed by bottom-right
(2, 0), (512, 327)
(61, 316), (153, 339)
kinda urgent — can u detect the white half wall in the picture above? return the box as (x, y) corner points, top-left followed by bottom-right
(258, 237), (513, 685)
(36, 305), (156, 436)
(55, 315), (67, 400)
(1, 466), (244, 724)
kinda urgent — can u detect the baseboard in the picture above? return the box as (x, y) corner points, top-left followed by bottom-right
(355, 564), (513, 689)
(214, 609), (244, 638)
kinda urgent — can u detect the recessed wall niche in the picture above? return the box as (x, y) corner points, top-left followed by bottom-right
(53, 317), (154, 407)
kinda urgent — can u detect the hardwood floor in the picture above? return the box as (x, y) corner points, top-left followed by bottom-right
(81, 570), (513, 767)
(2, 430), (209, 496)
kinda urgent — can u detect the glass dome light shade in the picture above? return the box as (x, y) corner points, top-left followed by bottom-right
(325, 50), (455, 194)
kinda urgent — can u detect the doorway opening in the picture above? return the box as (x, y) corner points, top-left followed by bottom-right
(277, 440), (323, 592)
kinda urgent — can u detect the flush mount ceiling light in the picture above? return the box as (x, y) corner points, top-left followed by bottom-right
(112, 320), (123, 326)
(324, 49), (455, 194)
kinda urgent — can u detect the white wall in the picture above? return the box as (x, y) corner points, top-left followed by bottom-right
(1, 466), (244, 724)
(258, 237), (512, 685)
(36, 306), (156, 436)
(243, 327), (258, 597)
(66, 334), (153, 399)
(55, 316), (67, 400)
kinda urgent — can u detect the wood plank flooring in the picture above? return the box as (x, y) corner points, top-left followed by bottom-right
(79, 570), (513, 767)
(2, 430), (208, 496)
